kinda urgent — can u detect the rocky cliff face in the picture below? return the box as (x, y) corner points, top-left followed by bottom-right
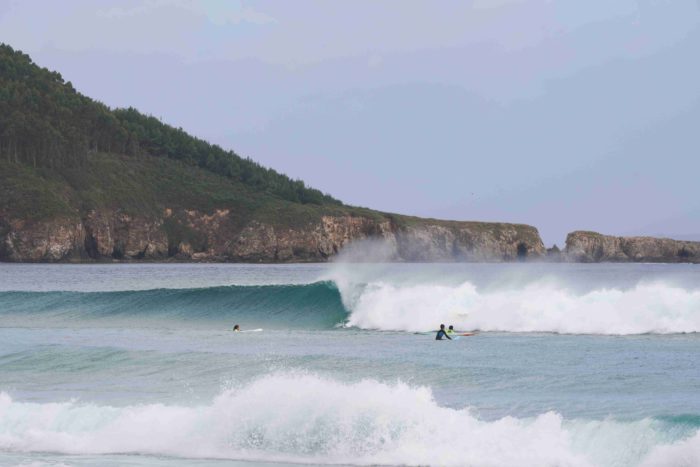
(564, 231), (700, 263)
(0, 209), (545, 263)
(394, 222), (543, 261)
(7, 215), (699, 264)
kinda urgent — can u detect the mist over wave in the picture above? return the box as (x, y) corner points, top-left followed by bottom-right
(0, 374), (697, 467)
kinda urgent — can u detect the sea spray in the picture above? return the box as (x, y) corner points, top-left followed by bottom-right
(0, 374), (698, 466)
(342, 280), (700, 334)
(2, 279), (700, 334)
(2, 264), (700, 467)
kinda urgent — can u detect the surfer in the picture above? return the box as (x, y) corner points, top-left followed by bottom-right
(233, 324), (240, 332)
(435, 324), (452, 340)
(447, 325), (455, 335)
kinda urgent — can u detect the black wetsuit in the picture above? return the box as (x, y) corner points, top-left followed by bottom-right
(435, 330), (452, 340)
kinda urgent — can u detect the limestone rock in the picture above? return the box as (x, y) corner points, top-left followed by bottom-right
(0, 209), (546, 263)
(0, 218), (82, 262)
(564, 231), (700, 263)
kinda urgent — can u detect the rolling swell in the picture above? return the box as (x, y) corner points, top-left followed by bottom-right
(0, 282), (348, 328)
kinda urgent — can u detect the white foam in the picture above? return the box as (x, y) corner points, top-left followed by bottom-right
(11, 462), (71, 467)
(640, 430), (700, 466)
(0, 374), (697, 466)
(342, 280), (700, 334)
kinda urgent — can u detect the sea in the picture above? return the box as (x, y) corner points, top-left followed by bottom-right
(0, 262), (699, 467)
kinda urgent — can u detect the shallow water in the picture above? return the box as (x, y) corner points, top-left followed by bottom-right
(0, 263), (699, 466)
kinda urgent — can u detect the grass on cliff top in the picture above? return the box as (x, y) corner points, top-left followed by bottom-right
(2, 152), (538, 239)
(567, 230), (604, 238)
(0, 153), (383, 231)
(393, 213), (541, 239)
(0, 162), (76, 221)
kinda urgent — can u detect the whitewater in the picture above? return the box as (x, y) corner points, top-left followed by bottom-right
(1, 263), (699, 467)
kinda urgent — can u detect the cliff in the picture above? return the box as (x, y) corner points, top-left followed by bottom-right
(564, 231), (700, 263)
(0, 207), (545, 263)
(1, 44), (694, 265)
(0, 44), (546, 264)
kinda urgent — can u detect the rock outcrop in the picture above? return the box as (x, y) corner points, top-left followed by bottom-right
(564, 231), (700, 263)
(394, 222), (542, 261)
(1, 218), (84, 262)
(0, 209), (545, 263)
(7, 215), (700, 264)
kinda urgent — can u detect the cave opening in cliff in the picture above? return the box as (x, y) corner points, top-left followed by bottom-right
(517, 243), (528, 260)
(83, 230), (98, 259)
(678, 247), (691, 259)
(111, 245), (124, 260)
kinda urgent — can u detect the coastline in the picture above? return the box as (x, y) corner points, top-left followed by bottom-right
(2, 221), (699, 264)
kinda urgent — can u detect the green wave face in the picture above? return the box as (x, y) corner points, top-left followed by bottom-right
(0, 282), (348, 329)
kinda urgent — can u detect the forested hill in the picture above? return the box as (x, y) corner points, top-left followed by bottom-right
(0, 44), (546, 263)
(0, 43), (338, 206)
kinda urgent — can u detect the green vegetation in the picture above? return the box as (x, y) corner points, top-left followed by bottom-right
(0, 43), (539, 261)
(0, 43), (339, 207)
(0, 151), (351, 233)
(0, 162), (75, 221)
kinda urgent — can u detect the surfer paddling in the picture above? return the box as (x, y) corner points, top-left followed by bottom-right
(436, 324), (477, 338)
(233, 324), (241, 332)
(435, 324), (452, 340)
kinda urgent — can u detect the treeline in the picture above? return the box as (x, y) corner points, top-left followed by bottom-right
(112, 108), (339, 205)
(0, 45), (125, 168)
(0, 44), (339, 206)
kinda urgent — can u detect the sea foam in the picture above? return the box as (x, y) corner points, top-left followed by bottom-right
(342, 280), (700, 334)
(0, 374), (697, 466)
(3, 274), (700, 335)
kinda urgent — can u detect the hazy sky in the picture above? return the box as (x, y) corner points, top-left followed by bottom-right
(2, 0), (699, 245)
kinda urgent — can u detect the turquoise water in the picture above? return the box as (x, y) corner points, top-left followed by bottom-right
(0, 263), (699, 466)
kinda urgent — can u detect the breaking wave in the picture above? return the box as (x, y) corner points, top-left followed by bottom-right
(0, 374), (697, 467)
(342, 281), (700, 334)
(1, 279), (699, 334)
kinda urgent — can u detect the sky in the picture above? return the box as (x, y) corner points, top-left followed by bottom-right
(2, 0), (699, 246)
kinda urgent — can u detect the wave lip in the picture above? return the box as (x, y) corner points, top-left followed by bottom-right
(343, 281), (700, 335)
(0, 374), (698, 466)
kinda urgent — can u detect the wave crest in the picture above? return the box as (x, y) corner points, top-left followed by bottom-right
(3, 278), (700, 335)
(0, 374), (697, 466)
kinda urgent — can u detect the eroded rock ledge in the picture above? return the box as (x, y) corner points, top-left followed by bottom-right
(0, 209), (545, 262)
(564, 231), (700, 263)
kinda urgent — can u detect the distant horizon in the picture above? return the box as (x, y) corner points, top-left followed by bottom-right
(2, 1), (698, 246)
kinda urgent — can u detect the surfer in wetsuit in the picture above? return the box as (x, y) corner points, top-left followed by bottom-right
(233, 324), (241, 332)
(447, 325), (455, 335)
(436, 324), (452, 340)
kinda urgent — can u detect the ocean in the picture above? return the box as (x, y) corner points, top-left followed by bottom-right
(0, 262), (698, 467)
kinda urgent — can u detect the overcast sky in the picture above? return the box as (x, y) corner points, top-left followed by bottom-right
(2, 0), (699, 245)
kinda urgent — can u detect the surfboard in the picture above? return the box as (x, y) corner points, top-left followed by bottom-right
(415, 331), (477, 337)
(452, 332), (479, 341)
